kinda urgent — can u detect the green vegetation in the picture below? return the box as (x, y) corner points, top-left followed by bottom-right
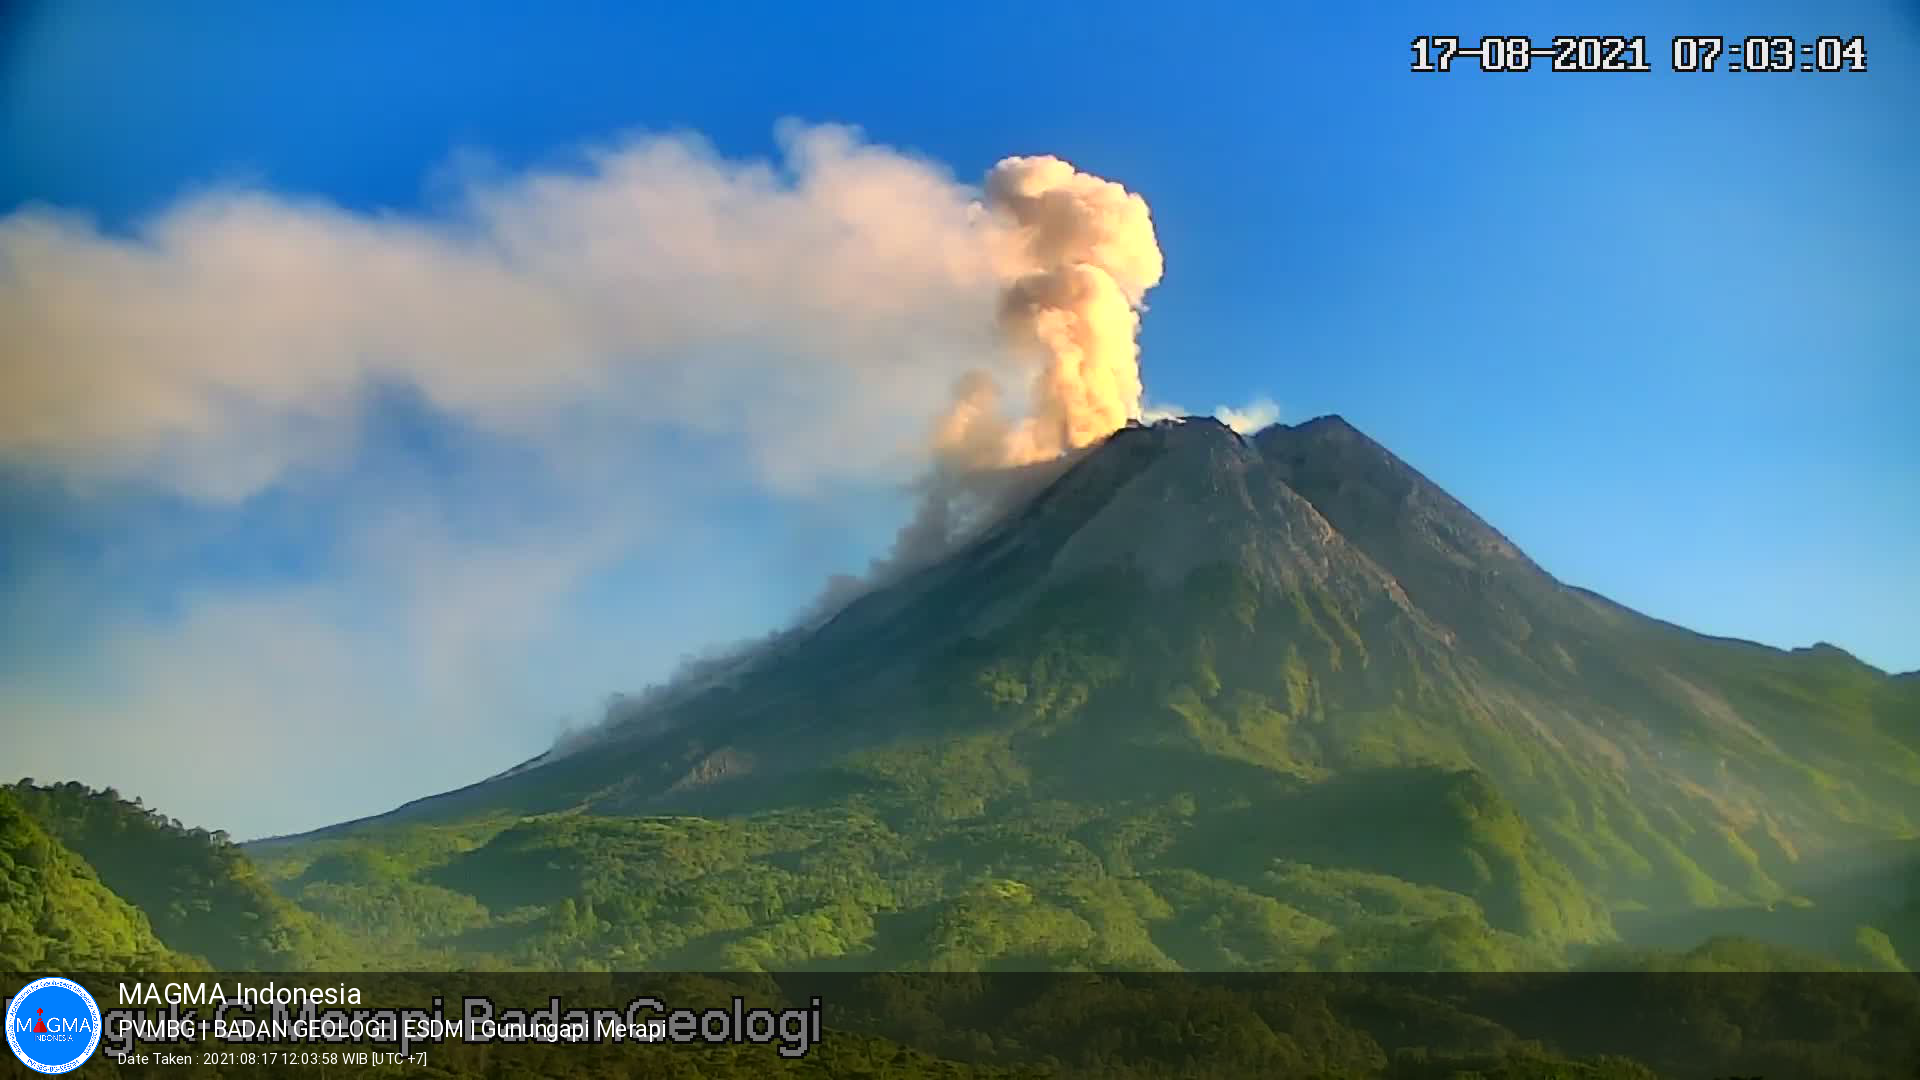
(7, 780), (352, 969)
(8, 420), (1918, 1076)
(208, 562), (1915, 979)
(0, 788), (195, 971)
(11, 554), (1915, 984)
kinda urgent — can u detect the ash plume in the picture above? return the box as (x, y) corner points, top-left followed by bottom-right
(544, 629), (800, 760)
(565, 154), (1171, 755)
(0, 118), (1183, 776)
(935, 155), (1165, 471)
(806, 155), (1168, 618)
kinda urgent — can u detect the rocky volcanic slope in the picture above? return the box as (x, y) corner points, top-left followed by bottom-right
(251, 416), (1920, 972)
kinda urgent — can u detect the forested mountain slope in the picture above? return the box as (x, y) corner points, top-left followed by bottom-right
(0, 787), (196, 972)
(8, 780), (352, 969)
(240, 416), (1920, 974)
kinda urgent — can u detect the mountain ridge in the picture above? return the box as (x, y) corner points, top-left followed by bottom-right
(262, 413), (1910, 847)
(236, 413), (1917, 973)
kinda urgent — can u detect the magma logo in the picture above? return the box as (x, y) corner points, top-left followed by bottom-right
(5, 977), (102, 1074)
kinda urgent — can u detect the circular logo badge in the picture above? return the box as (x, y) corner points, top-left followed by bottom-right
(6, 977), (103, 1074)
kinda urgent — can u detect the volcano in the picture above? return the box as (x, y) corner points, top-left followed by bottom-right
(258, 415), (1920, 972)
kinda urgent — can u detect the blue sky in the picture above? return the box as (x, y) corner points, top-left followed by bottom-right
(3, 1), (1915, 837)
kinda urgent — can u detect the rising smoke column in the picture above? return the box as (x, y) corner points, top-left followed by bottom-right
(936, 155), (1165, 471)
(0, 123), (1178, 780)
(812, 156), (1166, 616)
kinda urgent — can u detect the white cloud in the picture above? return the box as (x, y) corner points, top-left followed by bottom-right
(1214, 396), (1281, 433)
(0, 122), (1015, 501)
(1140, 396), (1282, 433)
(0, 123), (1211, 832)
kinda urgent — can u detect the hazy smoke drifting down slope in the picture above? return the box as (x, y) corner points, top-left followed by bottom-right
(0, 119), (1284, 811)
